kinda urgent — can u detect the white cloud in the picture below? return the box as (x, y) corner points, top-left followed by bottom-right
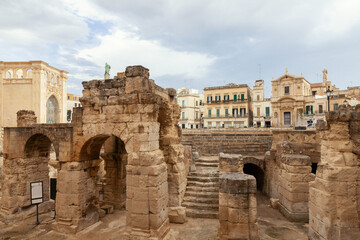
(77, 29), (216, 79)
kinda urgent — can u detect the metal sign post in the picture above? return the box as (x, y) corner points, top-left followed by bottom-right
(30, 181), (44, 227)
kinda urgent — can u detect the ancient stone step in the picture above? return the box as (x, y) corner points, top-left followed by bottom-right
(185, 208), (219, 219)
(188, 172), (219, 177)
(187, 180), (219, 187)
(195, 162), (219, 168)
(183, 196), (219, 204)
(187, 176), (219, 183)
(184, 191), (219, 198)
(183, 202), (218, 211)
(186, 186), (218, 192)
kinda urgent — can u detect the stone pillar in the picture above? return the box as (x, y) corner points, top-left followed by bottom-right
(218, 153), (259, 240)
(309, 105), (360, 240)
(17, 110), (37, 127)
(278, 154), (313, 222)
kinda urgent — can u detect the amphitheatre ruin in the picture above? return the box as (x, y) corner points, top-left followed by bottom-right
(0, 65), (359, 240)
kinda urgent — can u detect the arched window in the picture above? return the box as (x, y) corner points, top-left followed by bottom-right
(6, 71), (12, 78)
(16, 69), (23, 78)
(46, 95), (59, 123)
(27, 69), (32, 78)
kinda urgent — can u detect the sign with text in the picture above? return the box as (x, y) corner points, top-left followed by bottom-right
(30, 181), (43, 205)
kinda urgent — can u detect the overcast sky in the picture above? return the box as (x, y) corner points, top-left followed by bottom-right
(1, 0), (360, 97)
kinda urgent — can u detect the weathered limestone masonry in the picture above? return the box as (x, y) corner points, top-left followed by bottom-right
(181, 129), (272, 156)
(0, 66), (189, 240)
(278, 151), (314, 222)
(218, 153), (259, 240)
(309, 105), (360, 240)
(0, 110), (72, 222)
(265, 130), (319, 201)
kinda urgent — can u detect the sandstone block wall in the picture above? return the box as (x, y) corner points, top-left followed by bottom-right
(278, 153), (313, 222)
(309, 105), (360, 240)
(181, 130), (272, 156)
(218, 153), (259, 240)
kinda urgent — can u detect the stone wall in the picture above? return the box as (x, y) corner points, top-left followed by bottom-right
(278, 152), (314, 222)
(218, 153), (259, 240)
(309, 105), (360, 239)
(181, 129), (272, 156)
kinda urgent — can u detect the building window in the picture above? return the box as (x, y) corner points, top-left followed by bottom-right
(207, 96), (212, 104)
(233, 94), (237, 102)
(306, 105), (313, 114)
(182, 100), (185, 107)
(319, 105), (323, 113)
(240, 108), (246, 117)
(67, 110), (72, 122)
(232, 108), (238, 117)
(257, 107), (260, 116)
(257, 95), (260, 101)
(200, 100), (203, 106)
(182, 112), (185, 119)
(216, 109), (220, 117)
(196, 101), (198, 106)
(334, 103), (339, 110)
(284, 112), (291, 125)
(196, 112), (198, 119)
(312, 91), (317, 96)
(215, 96), (221, 102)
(208, 109), (212, 117)
(67, 95), (70, 100)
(225, 109), (229, 117)
(75, 103), (77, 107)
(265, 107), (270, 117)
(284, 86), (290, 95)
(240, 94), (245, 101)
(224, 95), (229, 101)
(182, 124), (185, 129)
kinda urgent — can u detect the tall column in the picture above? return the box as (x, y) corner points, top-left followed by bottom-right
(309, 105), (360, 239)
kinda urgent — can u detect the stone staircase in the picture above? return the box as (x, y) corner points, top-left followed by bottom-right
(183, 155), (219, 218)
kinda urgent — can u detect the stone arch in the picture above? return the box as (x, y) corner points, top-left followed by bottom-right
(243, 163), (265, 191)
(26, 69), (32, 78)
(24, 133), (53, 158)
(46, 95), (59, 123)
(6, 70), (13, 78)
(16, 69), (23, 78)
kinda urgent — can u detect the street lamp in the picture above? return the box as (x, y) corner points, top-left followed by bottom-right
(344, 99), (348, 106)
(326, 86), (332, 112)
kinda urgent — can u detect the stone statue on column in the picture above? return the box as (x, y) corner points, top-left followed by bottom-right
(104, 63), (111, 79)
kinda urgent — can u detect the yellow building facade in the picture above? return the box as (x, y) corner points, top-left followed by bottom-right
(203, 83), (252, 128)
(0, 61), (68, 127)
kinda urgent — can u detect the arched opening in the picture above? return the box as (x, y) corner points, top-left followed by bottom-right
(27, 69), (32, 78)
(6, 70), (12, 78)
(243, 163), (264, 191)
(46, 95), (59, 123)
(16, 69), (23, 78)
(24, 134), (58, 210)
(80, 135), (128, 215)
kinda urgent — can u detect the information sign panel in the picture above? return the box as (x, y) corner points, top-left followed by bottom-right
(30, 181), (43, 205)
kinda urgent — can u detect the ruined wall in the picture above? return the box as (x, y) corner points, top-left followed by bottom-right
(265, 130), (320, 200)
(218, 153), (259, 240)
(278, 152), (314, 222)
(181, 129), (272, 156)
(309, 105), (360, 240)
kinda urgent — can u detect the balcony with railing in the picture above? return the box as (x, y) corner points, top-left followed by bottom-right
(205, 114), (248, 119)
(206, 99), (248, 104)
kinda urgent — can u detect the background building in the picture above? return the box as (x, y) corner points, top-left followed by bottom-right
(66, 93), (81, 122)
(0, 61), (67, 127)
(177, 88), (203, 129)
(203, 83), (253, 128)
(252, 80), (271, 127)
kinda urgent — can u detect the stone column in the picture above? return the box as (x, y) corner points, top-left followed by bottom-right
(218, 153), (259, 240)
(278, 154), (313, 222)
(309, 105), (360, 240)
(17, 110), (37, 127)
